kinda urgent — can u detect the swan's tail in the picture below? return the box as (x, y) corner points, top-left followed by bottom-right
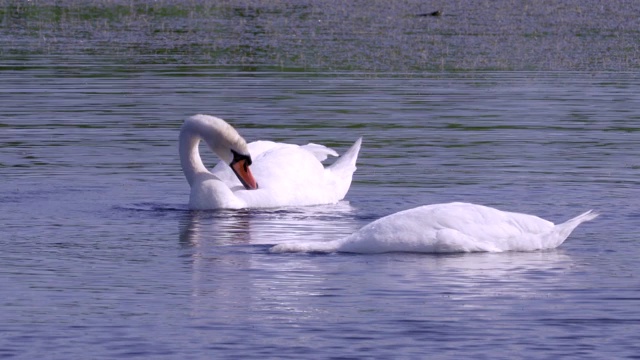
(552, 210), (599, 247)
(326, 138), (362, 199)
(328, 138), (362, 174)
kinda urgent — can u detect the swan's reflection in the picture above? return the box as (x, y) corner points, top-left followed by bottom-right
(178, 202), (361, 321)
(398, 251), (576, 302)
(177, 205), (575, 326)
(178, 201), (359, 247)
(179, 209), (254, 247)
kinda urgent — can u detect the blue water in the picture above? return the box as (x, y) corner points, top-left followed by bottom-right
(1, 63), (639, 358)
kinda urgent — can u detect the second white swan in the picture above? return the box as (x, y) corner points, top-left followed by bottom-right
(179, 114), (362, 210)
(270, 202), (599, 254)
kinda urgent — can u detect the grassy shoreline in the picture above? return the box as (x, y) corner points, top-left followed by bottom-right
(2, 0), (639, 72)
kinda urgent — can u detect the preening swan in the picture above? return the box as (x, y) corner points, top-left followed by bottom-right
(179, 114), (362, 210)
(270, 202), (599, 254)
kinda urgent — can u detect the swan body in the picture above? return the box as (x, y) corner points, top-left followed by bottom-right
(270, 202), (599, 254)
(179, 114), (362, 210)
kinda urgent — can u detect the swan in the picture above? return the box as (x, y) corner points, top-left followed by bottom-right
(179, 114), (362, 210)
(270, 202), (599, 254)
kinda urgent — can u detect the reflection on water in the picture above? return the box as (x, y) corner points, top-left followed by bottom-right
(178, 201), (358, 247)
(177, 205), (359, 325)
(181, 229), (580, 358)
(176, 201), (579, 354)
(179, 210), (254, 246)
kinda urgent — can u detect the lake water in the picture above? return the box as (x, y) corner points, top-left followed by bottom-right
(1, 63), (640, 358)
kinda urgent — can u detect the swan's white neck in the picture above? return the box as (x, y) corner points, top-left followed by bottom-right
(179, 125), (209, 187)
(179, 114), (251, 188)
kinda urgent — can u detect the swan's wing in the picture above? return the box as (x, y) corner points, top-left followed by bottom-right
(209, 161), (239, 187)
(428, 203), (555, 251)
(336, 202), (555, 253)
(300, 143), (338, 162)
(209, 141), (294, 188)
(250, 145), (326, 189)
(248, 141), (339, 161)
(211, 139), (356, 207)
(232, 145), (332, 207)
(428, 203), (552, 238)
(247, 141), (283, 157)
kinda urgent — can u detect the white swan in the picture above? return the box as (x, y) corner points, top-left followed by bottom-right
(270, 202), (599, 254)
(179, 114), (362, 210)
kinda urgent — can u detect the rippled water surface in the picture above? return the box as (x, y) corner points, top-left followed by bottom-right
(1, 64), (640, 358)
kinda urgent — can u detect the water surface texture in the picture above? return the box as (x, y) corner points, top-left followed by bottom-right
(2, 1), (640, 358)
(1, 66), (639, 358)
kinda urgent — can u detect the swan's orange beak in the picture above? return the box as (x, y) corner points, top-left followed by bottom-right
(231, 158), (258, 190)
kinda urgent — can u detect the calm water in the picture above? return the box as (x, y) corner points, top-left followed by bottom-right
(1, 63), (640, 358)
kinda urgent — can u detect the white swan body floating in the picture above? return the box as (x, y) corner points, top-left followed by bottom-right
(179, 114), (362, 210)
(270, 202), (598, 254)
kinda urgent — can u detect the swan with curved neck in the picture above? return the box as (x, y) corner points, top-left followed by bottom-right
(179, 114), (362, 210)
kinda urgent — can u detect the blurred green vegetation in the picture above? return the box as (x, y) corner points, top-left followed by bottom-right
(1, 0), (639, 72)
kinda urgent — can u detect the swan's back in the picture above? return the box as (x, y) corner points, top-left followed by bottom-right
(338, 203), (553, 253)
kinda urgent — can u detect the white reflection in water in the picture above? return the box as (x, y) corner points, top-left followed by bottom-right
(178, 202), (361, 320)
(178, 201), (359, 247)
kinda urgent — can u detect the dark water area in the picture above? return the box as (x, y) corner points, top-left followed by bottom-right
(2, 1), (640, 359)
(2, 0), (640, 71)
